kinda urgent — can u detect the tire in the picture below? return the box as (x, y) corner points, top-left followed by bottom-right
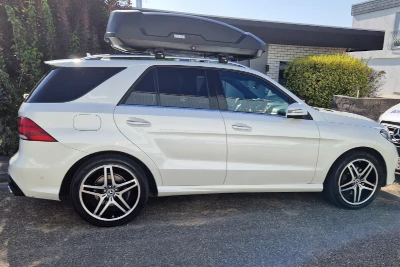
(323, 150), (383, 209)
(70, 155), (149, 227)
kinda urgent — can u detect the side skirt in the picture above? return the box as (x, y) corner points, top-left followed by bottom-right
(157, 184), (323, 197)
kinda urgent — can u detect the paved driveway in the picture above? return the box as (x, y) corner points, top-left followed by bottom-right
(0, 180), (400, 267)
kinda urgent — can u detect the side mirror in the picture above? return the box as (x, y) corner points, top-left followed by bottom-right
(286, 103), (309, 119)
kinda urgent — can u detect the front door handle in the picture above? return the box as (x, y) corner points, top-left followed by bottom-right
(126, 119), (151, 127)
(232, 124), (252, 131)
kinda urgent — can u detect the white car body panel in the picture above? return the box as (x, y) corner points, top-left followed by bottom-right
(8, 59), (399, 201)
(379, 103), (400, 124)
(114, 105), (227, 186)
(221, 111), (320, 185)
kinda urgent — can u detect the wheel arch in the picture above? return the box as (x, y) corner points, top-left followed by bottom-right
(324, 146), (387, 186)
(59, 151), (159, 201)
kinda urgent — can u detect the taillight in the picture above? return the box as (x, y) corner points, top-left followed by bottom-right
(18, 117), (57, 142)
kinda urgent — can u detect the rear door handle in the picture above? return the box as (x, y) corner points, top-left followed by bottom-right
(126, 119), (151, 127)
(232, 124), (252, 131)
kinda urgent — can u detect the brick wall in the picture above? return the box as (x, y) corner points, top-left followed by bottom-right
(267, 44), (346, 81)
(352, 0), (400, 16)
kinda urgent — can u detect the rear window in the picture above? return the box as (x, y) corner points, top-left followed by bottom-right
(27, 67), (125, 103)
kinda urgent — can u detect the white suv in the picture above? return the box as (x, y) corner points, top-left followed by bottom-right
(8, 55), (398, 226)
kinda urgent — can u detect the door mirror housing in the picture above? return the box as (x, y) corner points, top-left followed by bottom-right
(286, 103), (309, 119)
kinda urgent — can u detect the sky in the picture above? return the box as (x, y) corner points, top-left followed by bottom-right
(140, 0), (362, 28)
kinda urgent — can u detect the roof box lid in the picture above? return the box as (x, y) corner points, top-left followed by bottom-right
(104, 10), (266, 61)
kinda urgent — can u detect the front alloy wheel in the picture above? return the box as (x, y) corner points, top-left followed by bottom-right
(71, 155), (148, 227)
(338, 159), (378, 205)
(324, 150), (383, 209)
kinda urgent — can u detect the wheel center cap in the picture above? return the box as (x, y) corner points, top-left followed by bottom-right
(355, 179), (361, 184)
(106, 189), (115, 197)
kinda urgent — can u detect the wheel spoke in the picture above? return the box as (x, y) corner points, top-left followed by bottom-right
(104, 165), (118, 187)
(109, 166), (117, 187)
(362, 180), (376, 189)
(119, 184), (138, 194)
(116, 179), (136, 188)
(341, 185), (355, 192)
(103, 166), (109, 187)
(82, 190), (104, 197)
(116, 194), (131, 210)
(94, 195), (107, 215)
(83, 185), (104, 190)
(360, 163), (373, 180)
(99, 198), (112, 216)
(347, 163), (358, 180)
(340, 181), (354, 189)
(111, 198), (127, 213)
(357, 185), (363, 203)
(361, 185), (374, 191)
(353, 186), (357, 203)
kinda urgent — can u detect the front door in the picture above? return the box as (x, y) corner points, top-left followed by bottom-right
(114, 66), (227, 186)
(215, 69), (320, 185)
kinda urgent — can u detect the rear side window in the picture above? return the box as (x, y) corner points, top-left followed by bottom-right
(124, 69), (157, 106)
(27, 67), (125, 103)
(121, 66), (211, 109)
(157, 67), (210, 109)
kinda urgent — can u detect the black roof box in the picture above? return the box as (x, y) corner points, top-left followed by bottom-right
(104, 10), (266, 61)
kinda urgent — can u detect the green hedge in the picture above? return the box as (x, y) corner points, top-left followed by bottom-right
(284, 54), (373, 108)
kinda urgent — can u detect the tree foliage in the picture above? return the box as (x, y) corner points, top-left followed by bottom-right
(0, 0), (132, 155)
(284, 54), (384, 108)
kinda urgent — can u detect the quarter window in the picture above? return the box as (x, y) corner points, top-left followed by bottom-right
(219, 70), (290, 116)
(27, 67), (125, 103)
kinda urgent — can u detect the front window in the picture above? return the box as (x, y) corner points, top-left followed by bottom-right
(219, 70), (290, 116)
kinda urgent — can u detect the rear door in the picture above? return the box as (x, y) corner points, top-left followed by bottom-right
(114, 66), (227, 186)
(214, 69), (320, 185)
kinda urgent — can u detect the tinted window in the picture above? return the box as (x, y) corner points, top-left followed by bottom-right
(157, 67), (210, 109)
(27, 67), (125, 103)
(124, 69), (157, 106)
(219, 70), (290, 116)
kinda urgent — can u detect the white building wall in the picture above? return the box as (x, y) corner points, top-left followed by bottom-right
(350, 2), (400, 95)
(364, 58), (400, 95)
(352, 6), (400, 49)
(267, 44), (345, 81)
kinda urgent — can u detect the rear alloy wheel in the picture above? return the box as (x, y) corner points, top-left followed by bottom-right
(324, 151), (383, 209)
(71, 156), (148, 226)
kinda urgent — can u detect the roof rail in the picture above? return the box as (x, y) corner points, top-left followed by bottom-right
(82, 54), (250, 69)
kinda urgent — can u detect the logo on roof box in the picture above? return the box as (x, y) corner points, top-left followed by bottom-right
(174, 34), (186, 39)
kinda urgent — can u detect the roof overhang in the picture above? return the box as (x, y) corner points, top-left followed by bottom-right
(134, 8), (385, 52)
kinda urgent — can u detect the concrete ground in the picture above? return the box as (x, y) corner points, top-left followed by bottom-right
(0, 157), (8, 183)
(1, 177), (400, 267)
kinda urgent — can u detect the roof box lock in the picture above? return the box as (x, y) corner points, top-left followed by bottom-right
(104, 10), (266, 61)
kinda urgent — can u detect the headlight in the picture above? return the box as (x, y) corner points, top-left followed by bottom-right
(379, 128), (391, 141)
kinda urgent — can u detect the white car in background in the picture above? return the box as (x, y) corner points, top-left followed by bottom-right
(7, 55), (398, 227)
(379, 104), (400, 169)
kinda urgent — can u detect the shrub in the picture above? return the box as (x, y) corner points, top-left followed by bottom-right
(284, 54), (374, 108)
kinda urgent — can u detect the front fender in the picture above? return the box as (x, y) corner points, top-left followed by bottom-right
(312, 122), (397, 185)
